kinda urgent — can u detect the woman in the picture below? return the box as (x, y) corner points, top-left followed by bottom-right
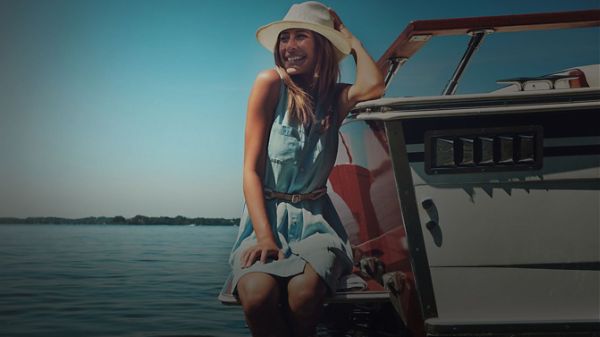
(228, 2), (384, 336)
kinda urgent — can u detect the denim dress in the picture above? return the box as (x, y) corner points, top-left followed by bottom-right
(229, 69), (354, 294)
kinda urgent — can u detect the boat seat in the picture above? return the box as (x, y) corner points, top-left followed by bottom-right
(218, 272), (390, 305)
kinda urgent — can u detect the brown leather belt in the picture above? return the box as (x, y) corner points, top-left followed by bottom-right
(264, 187), (327, 203)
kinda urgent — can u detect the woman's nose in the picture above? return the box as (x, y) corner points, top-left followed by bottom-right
(286, 37), (298, 49)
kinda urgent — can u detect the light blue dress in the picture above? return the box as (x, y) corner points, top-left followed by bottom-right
(229, 69), (354, 294)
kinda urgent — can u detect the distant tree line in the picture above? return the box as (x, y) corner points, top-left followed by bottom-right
(0, 215), (239, 226)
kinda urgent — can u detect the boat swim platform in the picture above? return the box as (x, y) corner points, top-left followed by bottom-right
(218, 272), (390, 305)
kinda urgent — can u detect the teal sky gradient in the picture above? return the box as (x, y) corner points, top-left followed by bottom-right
(1, 0), (598, 218)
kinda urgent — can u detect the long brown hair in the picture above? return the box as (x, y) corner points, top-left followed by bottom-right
(274, 30), (340, 127)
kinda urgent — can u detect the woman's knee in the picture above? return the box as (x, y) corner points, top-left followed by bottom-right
(237, 273), (281, 316)
(287, 268), (327, 314)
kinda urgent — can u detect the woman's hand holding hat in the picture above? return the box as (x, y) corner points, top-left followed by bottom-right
(328, 8), (351, 39)
(328, 8), (360, 52)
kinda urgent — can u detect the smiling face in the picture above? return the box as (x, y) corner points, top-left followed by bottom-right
(277, 28), (317, 78)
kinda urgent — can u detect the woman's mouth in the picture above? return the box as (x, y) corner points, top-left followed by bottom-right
(286, 55), (306, 66)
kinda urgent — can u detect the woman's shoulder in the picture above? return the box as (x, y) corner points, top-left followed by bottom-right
(247, 69), (282, 117)
(254, 68), (282, 88)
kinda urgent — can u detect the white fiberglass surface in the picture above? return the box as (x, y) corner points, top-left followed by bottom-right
(430, 267), (599, 322)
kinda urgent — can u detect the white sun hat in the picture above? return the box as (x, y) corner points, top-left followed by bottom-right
(256, 1), (351, 62)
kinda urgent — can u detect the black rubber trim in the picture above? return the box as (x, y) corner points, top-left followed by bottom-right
(426, 320), (600, 336)
(432, 262), (600, 271)
(403, 108), (600, 145)
(407, 145), (600, 163)
(545, 145), (600, 157)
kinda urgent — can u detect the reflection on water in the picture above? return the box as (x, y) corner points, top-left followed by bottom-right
(0, 225), (403, 337)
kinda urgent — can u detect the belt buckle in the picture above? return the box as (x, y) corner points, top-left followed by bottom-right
(291, 194), (301, 203)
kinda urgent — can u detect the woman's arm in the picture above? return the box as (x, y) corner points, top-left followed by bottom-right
(241, 69), (285, 267)
(329, 9), (385, 119)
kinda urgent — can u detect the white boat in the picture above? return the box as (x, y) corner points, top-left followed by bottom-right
(329, 8), (600, 337)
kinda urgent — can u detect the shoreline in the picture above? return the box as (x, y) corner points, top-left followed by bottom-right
(0, 216), (240, 226)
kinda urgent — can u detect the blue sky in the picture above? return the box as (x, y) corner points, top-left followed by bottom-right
(0, 0), (598, 218)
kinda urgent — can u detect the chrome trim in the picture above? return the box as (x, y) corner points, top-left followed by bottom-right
(384, 56), (408, 90)
(442, 29), (494, 96)
(355, 101), (600, 121)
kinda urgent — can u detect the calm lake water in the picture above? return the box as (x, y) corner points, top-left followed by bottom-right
(0, 224), (247, 337)
(0, 224), (403, 337)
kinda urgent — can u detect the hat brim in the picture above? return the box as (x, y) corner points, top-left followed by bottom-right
(256, 20), (351, 62)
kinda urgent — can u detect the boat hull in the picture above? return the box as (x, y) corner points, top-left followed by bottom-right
(329, 91), (600, 336)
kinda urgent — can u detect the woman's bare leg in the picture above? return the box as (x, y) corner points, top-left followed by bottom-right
(286, 264), (328, 337)
(237, 272), (290, 337)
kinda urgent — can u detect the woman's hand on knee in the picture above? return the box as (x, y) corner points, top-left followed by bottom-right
(241, 240), (285, 268)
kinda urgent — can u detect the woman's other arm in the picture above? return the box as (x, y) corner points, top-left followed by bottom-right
(241, 69), (285, 267)
(329, 9), (385, 118)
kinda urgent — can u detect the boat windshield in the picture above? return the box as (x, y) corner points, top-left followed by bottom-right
(381, 12), (600, 97)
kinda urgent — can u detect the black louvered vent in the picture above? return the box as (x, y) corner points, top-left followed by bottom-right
(424, 126), (543, 174)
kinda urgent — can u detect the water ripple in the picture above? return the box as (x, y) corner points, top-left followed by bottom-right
(0, 224), (395, 337)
